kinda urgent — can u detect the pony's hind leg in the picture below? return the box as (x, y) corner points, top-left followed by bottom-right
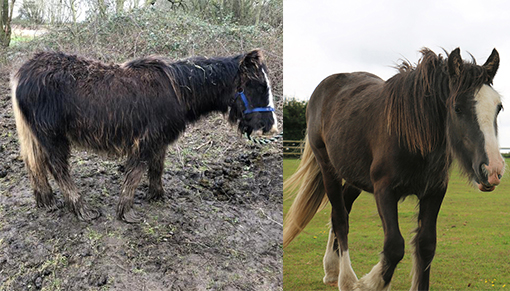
(147, 145), (168, 201)
(410, 187), (446, 290)
(117, 156), (147, 223)
(45, 141), (100, 221)
(323, 228), (340, 286)
(323, 184), (361, 287)
(313, 147), (358, 290)
(14, 100), (55, 208)
(26, 157), (55, 209)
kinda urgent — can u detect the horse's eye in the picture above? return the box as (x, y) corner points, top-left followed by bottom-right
(454, 105), (462, 114)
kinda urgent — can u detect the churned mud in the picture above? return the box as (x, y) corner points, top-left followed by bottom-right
(0, 69), (283, 291)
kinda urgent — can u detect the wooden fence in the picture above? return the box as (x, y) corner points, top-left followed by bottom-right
(284, 141), (510, 158)
(283, 140), (304, 157)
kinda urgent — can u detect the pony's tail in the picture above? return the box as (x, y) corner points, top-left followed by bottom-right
(11, 75), (45, 177)
(283, 134), (328, 248)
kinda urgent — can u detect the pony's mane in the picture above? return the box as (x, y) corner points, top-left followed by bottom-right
(384, 48), (488, 154)
(123, 55), (242, 109)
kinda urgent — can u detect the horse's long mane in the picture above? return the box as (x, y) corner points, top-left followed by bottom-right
(384, 48), (488, 154)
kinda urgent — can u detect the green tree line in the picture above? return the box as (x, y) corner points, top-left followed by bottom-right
(283, 98), (307, 141)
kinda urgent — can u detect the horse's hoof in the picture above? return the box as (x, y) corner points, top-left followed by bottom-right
(46, 200), (64, 212)
(35, 191), (57, 208)
(76, 205), (101, 221)
(119, 208), (143, 223)
(147, 188), (164, 201)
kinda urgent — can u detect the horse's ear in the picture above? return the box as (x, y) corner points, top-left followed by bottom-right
(448, 47), (463, 78)
(483, 48), (499, 83)
(240, 49), (264, 79)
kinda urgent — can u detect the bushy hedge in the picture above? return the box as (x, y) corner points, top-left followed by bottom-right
(4, 7), (282, 101)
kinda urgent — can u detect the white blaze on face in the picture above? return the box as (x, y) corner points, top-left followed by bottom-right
(262, 69), (278, 134)
(475, 84), (505, 186)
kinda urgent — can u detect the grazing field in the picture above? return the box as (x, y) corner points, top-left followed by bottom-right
(284, 158), (510, 290)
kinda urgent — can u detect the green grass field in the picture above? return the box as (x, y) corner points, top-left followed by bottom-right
(284, 158), (510, 290)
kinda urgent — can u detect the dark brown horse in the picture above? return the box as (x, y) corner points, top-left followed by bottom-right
(12, 49), (278, 223)
(284, 48), (504, 290)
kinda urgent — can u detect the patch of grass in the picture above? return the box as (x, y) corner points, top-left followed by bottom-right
(39, 253), (69, 291)
(86, 227), (104, 245)
(284, 158), (510, 290)
(10, 34), (36, 46)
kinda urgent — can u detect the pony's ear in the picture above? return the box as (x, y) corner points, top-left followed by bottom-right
(483, 48), (499, 83)
(448, 47), (463, 78)
(239, 49), (264, 80)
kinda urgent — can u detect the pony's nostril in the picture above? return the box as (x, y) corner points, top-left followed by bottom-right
(480, 164), (489, 176)
(498, 174), (502, 179)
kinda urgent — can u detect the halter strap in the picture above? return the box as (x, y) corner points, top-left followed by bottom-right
(235, 91), (275, 114)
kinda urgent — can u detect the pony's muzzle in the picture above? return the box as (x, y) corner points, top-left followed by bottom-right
(252, 124), (278, 137)
(477, 161), (504, 191)
(268, 123), (278, 134)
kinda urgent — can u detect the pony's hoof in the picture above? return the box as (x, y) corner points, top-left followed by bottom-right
(35, 191), (57, 208)
(46, 200), (64, 212)
(323, 275), (338, 287)
(76, 205), (101, 221)
(119, 208), (143, 223)
(147, 188), (164, 201)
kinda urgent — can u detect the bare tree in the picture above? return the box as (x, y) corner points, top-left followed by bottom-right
(0, 0), (15, 47)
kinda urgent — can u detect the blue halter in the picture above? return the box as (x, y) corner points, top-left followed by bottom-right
(235, 91), (275, 114)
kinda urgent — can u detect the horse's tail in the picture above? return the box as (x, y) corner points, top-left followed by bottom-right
(283, 134), (328, 247)
(11, 74), (45, 177)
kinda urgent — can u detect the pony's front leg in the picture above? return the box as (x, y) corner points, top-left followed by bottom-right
(410, 187), (446, 291)
(354, 179), (404, 291)
(117, 158), (147, 223)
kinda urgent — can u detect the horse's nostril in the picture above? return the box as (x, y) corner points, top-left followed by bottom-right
(480, 164), (489, 176)
(498, 174), (502, 179)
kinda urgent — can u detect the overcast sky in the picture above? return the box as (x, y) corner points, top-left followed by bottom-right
(283, 0), (510, 148)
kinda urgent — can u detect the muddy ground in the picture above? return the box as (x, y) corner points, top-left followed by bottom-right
(0, 66), (283, 290)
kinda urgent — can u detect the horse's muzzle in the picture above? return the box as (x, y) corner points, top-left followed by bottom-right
(476, 162), (504, 192)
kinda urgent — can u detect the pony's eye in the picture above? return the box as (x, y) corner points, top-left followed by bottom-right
(454, 105), (462, 114)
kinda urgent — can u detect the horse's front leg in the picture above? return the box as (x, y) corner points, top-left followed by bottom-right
(354, 178), (404, 291)
(410, 187), (446, 291)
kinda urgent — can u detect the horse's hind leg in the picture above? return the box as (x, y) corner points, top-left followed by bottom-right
(117, 156), (147, 223)
(323, 184), (361, 286)
(45, 140), (100, 221)
(410, 187), (446, 290)
(147, 145), (167, 201)
(313, 148), (358, 290)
